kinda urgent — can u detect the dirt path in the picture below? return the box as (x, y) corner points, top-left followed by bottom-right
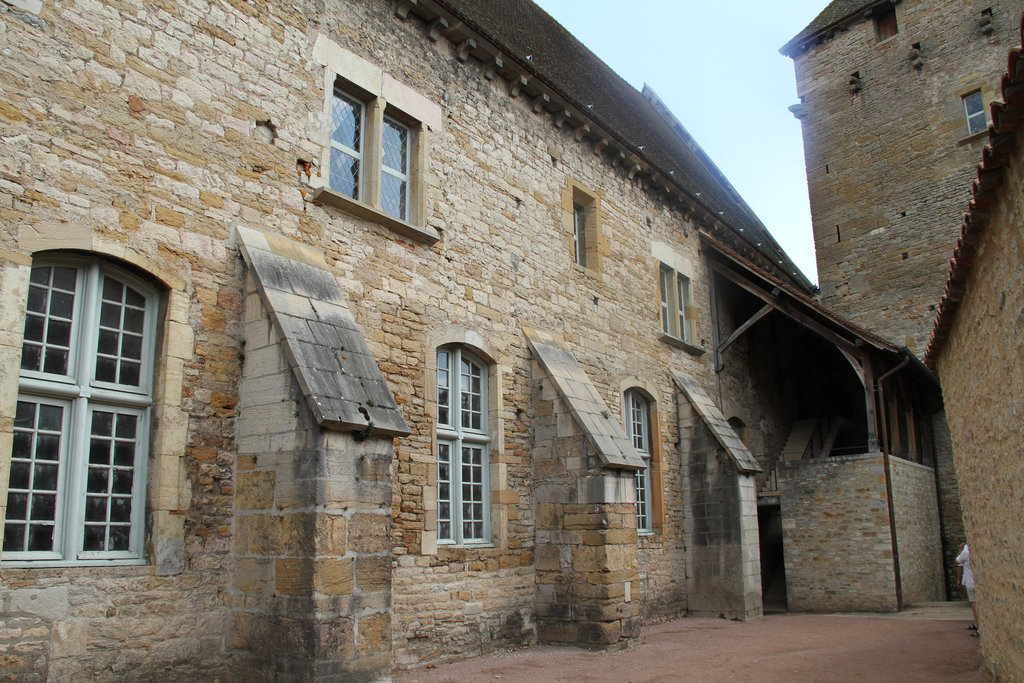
(394, 604), (985, 682)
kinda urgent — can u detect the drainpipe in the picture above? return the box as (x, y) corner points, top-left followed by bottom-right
(876, 354), (911, 611)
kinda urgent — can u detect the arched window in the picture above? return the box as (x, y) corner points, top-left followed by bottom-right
(4, 257), (158, 563)
(436, 346), (489, 545)
(625, 389), (652, 533)
(728, 416), (748, 446)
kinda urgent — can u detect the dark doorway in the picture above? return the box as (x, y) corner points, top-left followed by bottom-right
(758, 504), (787, 613)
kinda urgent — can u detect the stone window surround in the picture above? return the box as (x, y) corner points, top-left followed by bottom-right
(651, 242), (702, 355)
(561, 178), (603, 278)
(0, 225), (191, 574)
(310, 35), (442, 245)
(421, 327), (509, 556)
(618, 379), (665, 535)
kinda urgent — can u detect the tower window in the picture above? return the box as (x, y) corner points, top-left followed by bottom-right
(963, 90), (987, 135)
(874, 6), (898, 41)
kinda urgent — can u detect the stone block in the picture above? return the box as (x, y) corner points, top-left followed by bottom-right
(356, 556), (391, 592)
(314, 557), (354, 595)
(276, 557), (314, 596)
(236, 470), (276, 510)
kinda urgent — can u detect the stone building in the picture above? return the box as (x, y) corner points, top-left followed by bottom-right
(782, 0), (1021, 354)
(925, 21), (1024, 680)
(781, 0), (1022, 597)
(0, 0), (948, 679)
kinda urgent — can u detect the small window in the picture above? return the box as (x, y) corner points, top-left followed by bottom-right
(436, 346), (489, 545)
(659, 264), (693, 343)
(874, 5), (899, 41)
(573, 203), (587, 267)
(563, 181), (601, 272)
(625, 389), (652, 533)
(5, 258), (157, 563)
(963, 90), (987, 135)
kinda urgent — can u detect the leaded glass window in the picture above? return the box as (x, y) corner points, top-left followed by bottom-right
(381, 117), (410, 220)
(330, 89), (364, 199)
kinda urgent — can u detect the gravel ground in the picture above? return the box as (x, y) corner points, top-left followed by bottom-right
(393, 603), (985, 682)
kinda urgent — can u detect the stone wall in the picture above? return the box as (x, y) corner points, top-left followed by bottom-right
(888, 456), (944, 605)
(931, 409), (962, 598)
(779, 453), (897, 612)
(679, 393), (761, 620)
(790, 0), (1019, 354)
(934, 120), (1024, 680)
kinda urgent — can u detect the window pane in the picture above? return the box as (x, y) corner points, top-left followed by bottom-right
(83, 525), (105, 551)
(677, 275), (690, 341)
(20, 345), (41, 373)
(43, 349), (69, 375)
(24, 314), (44, 343)
(51, 267), (76, 291)
(46, 320), (71, 347)
(95, 277), (148, 387)
(33, 463), (58, 491)
(49, 291), (74, 319)
(660, 268), (672, 335)
(22, 266), (77, 376)
(109, 525), (130, 551)
(331, 90), (362, 151)
(964, 91), (987, 135)
(381, 173), (408, 220)
(9, 462), (30, 489)
(382, 119), (408, 173)
(437, 441), (452, 541)
(573, 204), (586, 266)
(329, 148), (360, 199)
(636, 468), (649, 531)
(85, 496), (107, 522)
(3, 525), (25, 552)
(28, 525), (54, 552)
(84, 408), (139, 552)
(95, 357), (116, 383)
(4, 399), (64, 553)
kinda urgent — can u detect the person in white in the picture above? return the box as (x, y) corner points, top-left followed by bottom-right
(956, 543), (978, 632)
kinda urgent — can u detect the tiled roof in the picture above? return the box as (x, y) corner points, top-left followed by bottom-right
(925, 18), (1024, 368)
(700, 233), (900, 354)
(672, 373), (761, 474)
(433, 0), (814, 292)
(237, 226), (410, 437)
(781, 0), (891, 56)
(524, 327), (645, 471)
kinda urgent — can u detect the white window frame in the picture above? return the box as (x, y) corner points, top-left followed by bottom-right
(660, 264), (693, 343)
(625, 389), (652, 534)
(436, 346), (490, 546)
(4, 258), (157, 566)
(963, 90), (987, 136)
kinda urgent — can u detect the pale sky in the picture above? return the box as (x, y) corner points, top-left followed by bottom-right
(533, 0), (830, 285)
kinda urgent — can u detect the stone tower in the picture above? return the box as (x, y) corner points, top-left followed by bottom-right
(782, 0), (1020, 354)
